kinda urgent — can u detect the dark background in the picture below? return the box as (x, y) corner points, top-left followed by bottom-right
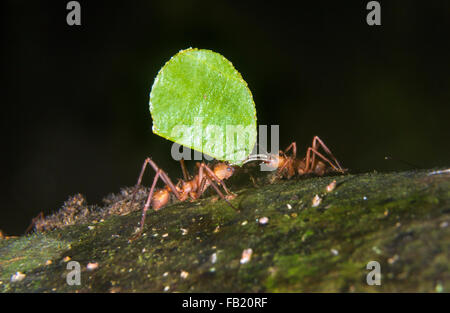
(2, 0), (449, 235)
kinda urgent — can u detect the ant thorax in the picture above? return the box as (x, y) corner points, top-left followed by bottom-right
(265, 154), (285, 170)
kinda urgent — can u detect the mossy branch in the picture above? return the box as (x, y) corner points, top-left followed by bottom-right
(1, 168), (449, 292)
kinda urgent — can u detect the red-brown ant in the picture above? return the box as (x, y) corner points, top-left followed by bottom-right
(129, 158), (237, 239)
(262, 136), (346, 179)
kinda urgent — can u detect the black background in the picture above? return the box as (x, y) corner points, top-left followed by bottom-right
(2, 0), (449, 235)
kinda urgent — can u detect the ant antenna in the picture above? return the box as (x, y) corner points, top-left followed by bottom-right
(384, 156), (422, 169)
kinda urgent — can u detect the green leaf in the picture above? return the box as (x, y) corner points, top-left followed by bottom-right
(149, 48), (257, 165)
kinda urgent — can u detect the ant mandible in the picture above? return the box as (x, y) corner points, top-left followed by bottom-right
(129, 158), (236, 239)
(263, 136), (346, 179)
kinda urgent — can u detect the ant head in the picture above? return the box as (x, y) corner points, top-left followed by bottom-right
(213, 163), (235, 180)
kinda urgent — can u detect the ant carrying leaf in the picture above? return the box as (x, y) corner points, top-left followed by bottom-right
(129, 158), (237, 240)
(130, 48), (258, 239)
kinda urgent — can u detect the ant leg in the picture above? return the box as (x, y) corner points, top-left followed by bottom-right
(305, 147), (342, 173)
(201, 172), (237, 209)
(311, 136), (344, 171)
(131, 170), (163, 239)
(130, 160), (189, 240)
(197, 172), (208, 197)
(131, 158), (182, 201)
(276, 158), (292, 178)
(303, 147), (314, 173)
(129, 158), (153, 209)
(180, 158), (191, 181)
(200, 163), (233, 196)
(145, 159), (183, 199)
(195, 163), (212, 197)
(129, 158), (185, 237)
(196, 164), (236, 209)
(283, 142), (297, 158)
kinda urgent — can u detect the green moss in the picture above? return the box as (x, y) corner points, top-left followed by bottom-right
(0, 169), (449, 292)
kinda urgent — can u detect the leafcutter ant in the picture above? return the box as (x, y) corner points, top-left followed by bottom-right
(129, 158), (237, 239)
(261, 136), (346, 179)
